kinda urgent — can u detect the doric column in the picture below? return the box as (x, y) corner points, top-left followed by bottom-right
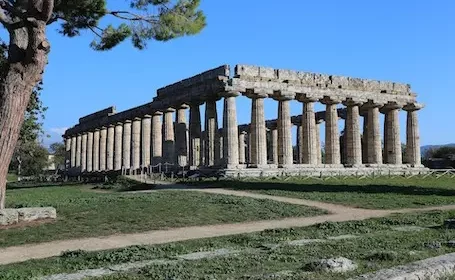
(271, 126), (278, 165)
(362, 113), (369, 164)
(205, 100), (219, 166)
(76, 134), (82, 168)
(296, 124), (303, 164)
(404, 103), (424, 166)
(99, 127), (107, 171)
(114, 122), (123, 170)
(151, 111), (163, 165)
(106, 124), (115, 170)
(217, 129), (224, 165)
(343, 99), (363, 166)
(316, 120), (322, 164)
(122, 120), (132, 169)
(238, 131), (247, 164)
(201, 130), (206, 166)
(300, 97), (318, 165)
(65, 137), (71, 170)
(175, 105), (189, 167)
(141, 115), (152, 168)
(81, 133), (88, 172)
(70, 136), (77, 168)
(274, 91), (295, 167)
(364, 101), (383, 164)
(221, 92), (240, 168)
(162, 108), (175, 165)
(247, 93), (268, 167)
(322, 97), (341, 165)
(131, 117), (141, 170)
(382, 102), (403, 165)
(86, 131), (94, 172)
(189, 103), (202, 168)
(93, 129), (100, 171)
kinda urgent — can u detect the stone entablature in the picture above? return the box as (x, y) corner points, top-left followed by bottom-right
(63, 64), (425, 175)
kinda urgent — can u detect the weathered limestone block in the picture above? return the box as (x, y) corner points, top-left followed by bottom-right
(259, 67), (276, 80)
(17, 207), (57, 222)
(314, 73), (330, 87)
(277, 69), (299, 82)
(330, 75), (349, 89)
(235, 65), (259, 78)
(0, 209), (18, 226)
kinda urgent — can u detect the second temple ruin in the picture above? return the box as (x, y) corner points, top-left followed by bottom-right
(63, 64), (427, 177)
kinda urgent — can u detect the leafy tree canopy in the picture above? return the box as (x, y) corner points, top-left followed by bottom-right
(48, 0), (206, 50)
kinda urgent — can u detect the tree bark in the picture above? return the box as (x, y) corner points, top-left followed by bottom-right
(0, 18), (50, 209)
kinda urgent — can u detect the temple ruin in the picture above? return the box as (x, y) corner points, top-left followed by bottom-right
(63, 64), (426, 177)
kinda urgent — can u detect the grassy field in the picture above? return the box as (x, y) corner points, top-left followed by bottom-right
(190, 176), (455, 209)
(0, 184), (325, 248)
(2, 210), (455, 280)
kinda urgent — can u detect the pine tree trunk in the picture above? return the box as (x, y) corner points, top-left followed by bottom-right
(0, 20), (50, 209)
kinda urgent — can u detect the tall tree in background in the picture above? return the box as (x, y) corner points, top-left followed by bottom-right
(0, 0), (206, 208)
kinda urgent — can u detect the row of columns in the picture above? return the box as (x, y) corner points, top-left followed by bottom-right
(65, 93), (423, 172)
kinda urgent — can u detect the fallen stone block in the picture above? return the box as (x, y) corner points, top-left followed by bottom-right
(17, 207), (57, 222)
(0, 209), (19, 226)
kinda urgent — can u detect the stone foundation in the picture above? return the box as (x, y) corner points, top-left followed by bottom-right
(0, 207), (57, 226)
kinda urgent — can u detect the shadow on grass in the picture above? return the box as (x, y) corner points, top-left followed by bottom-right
(198, 180), (455, 197)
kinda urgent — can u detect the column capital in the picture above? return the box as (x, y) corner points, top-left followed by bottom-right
(152, 110), (163, 116)
(219, 90), (240, 98)
(177, 103), (190, 110)
(244, 88), (270, 99)
(343, 97), (366, 107)
(133, 117), (141, 122)
(143, 114), (152, 119)
(380, 101), (404, 113)
(124, 119), (132, 124)
(116, 122), (123, 126)
(100, 126), (107, 130)
(403, 102), (424, 112)
(94, 128), (100, 132)
(361, 100), (385, 109)
(164, 108), (176, 113)
(320, 96), (342, 105)
(272, 90), (295, 101)
(296, 93), (319, 103)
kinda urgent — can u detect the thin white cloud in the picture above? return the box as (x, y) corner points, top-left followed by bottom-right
(49, 127), (68, 135)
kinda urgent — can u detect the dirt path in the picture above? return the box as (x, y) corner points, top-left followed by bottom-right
(1, 188), (455, 266)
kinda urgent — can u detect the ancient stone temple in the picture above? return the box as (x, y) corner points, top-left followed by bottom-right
(63, 64), (426, 177)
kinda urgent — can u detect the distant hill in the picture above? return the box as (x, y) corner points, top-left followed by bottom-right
(421, 143), (455, 156)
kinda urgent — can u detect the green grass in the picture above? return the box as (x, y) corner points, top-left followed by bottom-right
(6, 173), (17, 182)
(0, 184), (325, 248)
(3, 210), (455, 280)
(190, 176), (455, 209)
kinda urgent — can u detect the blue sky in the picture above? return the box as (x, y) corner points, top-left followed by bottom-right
(42, 0), (454, 147)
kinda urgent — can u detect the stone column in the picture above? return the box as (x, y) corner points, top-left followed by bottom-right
(81, 133), (88, 172)
(162, 108), (175, 165)
(301, 98), (318, 165)
(275, 91), (295, 167)
(175, 105), (189, 167)
(65, 137), (72, 169)
(70, 136), (77, 168)
(316, 120), (322, 164)
(76, 134), (82, 168)
(122, 120), (132, 170)
(344, 99), (363, 166)
(99, 127), (107, 171)
(248, 93), (268, 167)
(221, 92), (240, 168)
(404, 103), (424, 166)
(141, 115), (152, 168)
(151, 111), (163, 165)
(87, 131), (94, 172)
(382, 103), (403, 165)
(296, 124), (303, 164)
(131, 117), (141, 170)
(362, 113), (369, 164)
(322, 97), (341, 165)
(365, 102), (383, 164)
(205, 100), (219, 166)
(189, 103), (202, 168)
(106, 125), (115, 170)
(93, 129), (100, 171)
(238, 131), (247, 164)
(271, 126), (278, 165)
(217, 129), (224, 165)
(114, 122), (123, 170)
